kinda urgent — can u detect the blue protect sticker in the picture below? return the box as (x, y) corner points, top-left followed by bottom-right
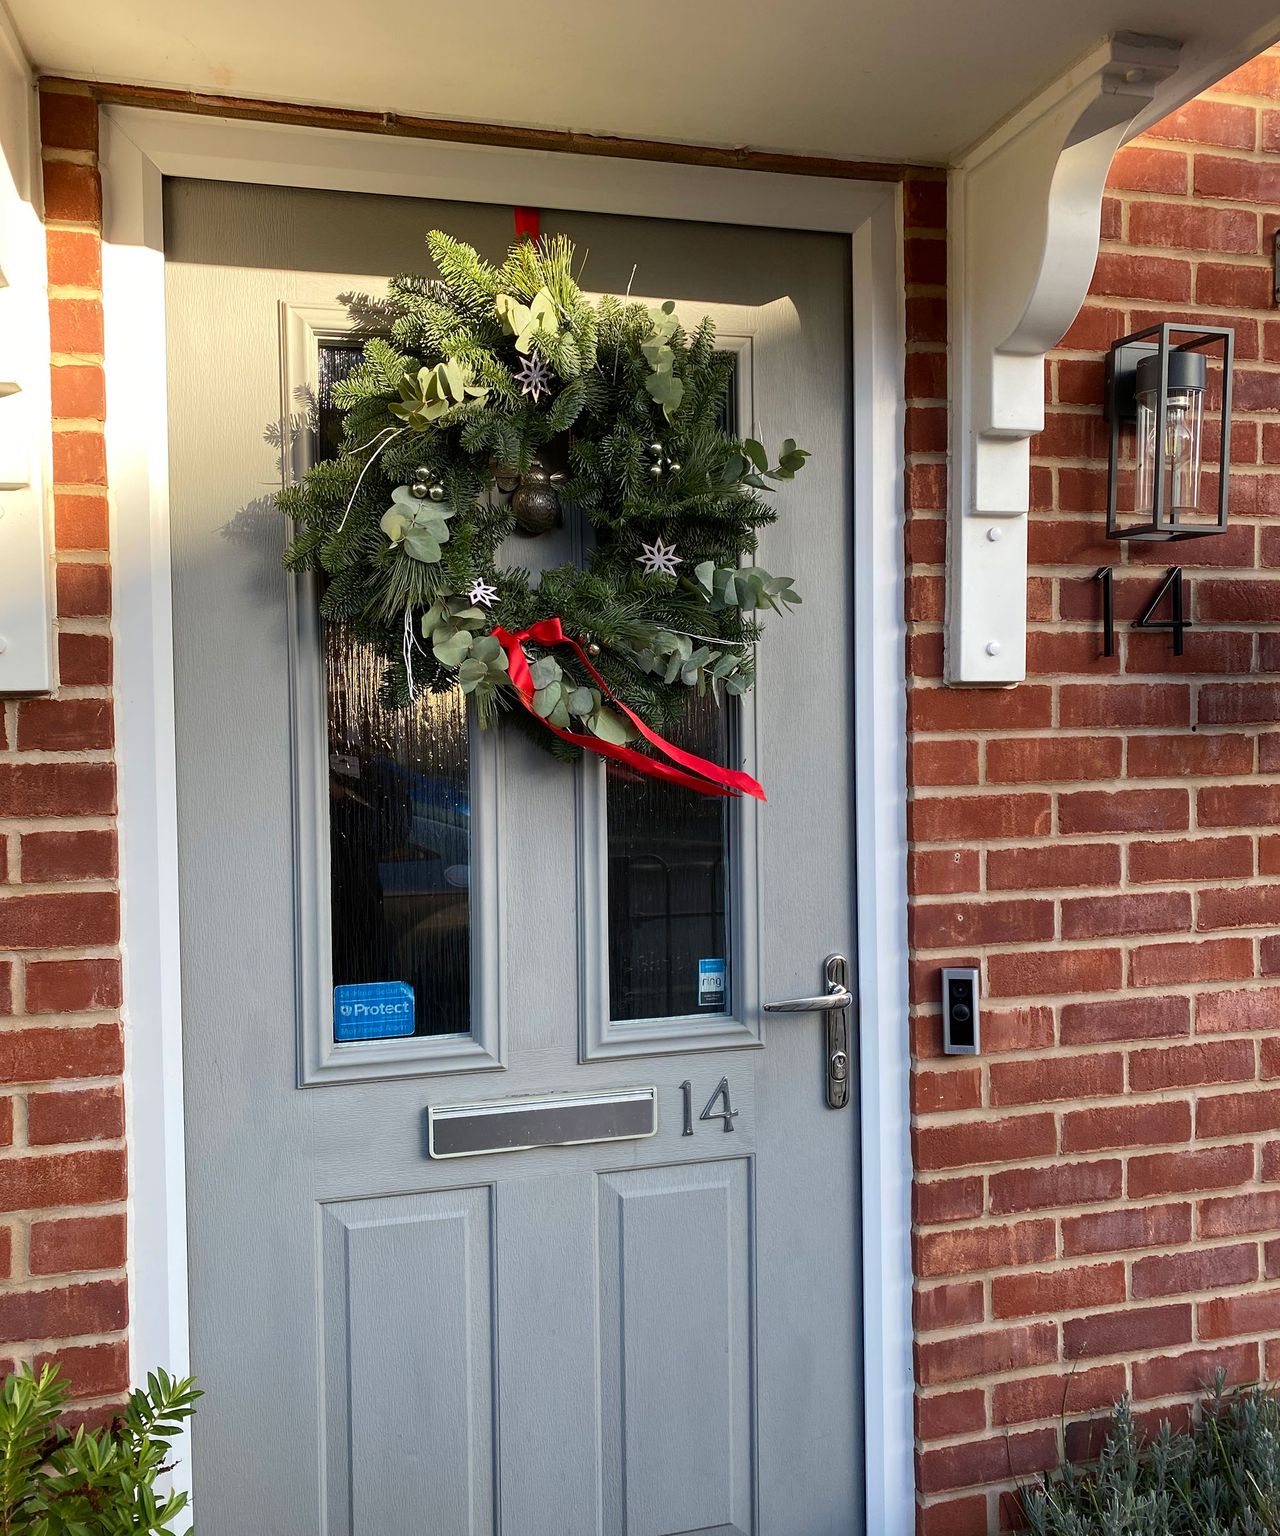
(697, 958), (727, 1010)
(333, 981), (416, 1042)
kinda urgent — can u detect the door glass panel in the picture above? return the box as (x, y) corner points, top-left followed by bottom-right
(607, 696), (733, 1021)
(318, 345), (471, 1041)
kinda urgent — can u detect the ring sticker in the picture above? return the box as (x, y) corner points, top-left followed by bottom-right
(334, 981), (416, 1042)
(697, 958), (727, 1010)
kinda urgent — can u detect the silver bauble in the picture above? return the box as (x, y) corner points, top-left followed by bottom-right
(511, 456), (565, 535)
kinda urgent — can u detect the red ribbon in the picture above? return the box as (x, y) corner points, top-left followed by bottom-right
(492, 618), (766, 801)
(514, 206), (541, 242)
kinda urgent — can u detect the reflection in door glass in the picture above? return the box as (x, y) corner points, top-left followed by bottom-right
(607, 695), (733, 1021)
(317, 345), (470, 1041)
(325, 640), (471, 1039)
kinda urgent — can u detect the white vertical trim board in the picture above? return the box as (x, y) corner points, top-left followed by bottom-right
(100, 111), (192, 1491)
(101, 107), (913, 1533)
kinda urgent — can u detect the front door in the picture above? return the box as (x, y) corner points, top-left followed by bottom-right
(164, 177), (859, 1535)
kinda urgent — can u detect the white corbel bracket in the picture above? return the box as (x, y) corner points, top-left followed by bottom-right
(947, 33), (1181, 684)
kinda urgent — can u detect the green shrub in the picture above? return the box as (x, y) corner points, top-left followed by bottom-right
(1023, 1378), (1280, 1535)
(0, 1362), (199, 1535)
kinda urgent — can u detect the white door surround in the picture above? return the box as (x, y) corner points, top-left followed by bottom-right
(100, 105), (912, 1533)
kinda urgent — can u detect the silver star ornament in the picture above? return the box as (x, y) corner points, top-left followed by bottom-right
(467, 578), (498, 608)
(637, 537), (682, 578)
(514, 353), (553, 404)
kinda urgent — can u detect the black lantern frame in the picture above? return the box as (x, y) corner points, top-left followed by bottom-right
(1104, 321), (1234, 541)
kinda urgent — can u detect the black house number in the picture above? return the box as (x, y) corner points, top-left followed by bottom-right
(1094, 565), (1191, 657)
(680, 1077), (739, 1135)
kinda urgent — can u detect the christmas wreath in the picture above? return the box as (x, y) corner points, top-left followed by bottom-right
(279, 231), (810, 798)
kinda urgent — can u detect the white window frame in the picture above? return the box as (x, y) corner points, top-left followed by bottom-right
(100, 104), (913, 1532)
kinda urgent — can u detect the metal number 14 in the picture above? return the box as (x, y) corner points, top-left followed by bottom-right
(1095, 565), (1190, 657)
(680, 1077), (739, 1135)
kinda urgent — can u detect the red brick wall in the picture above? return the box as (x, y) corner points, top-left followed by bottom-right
(0, 82), (128, 1418)
(910, 51), (1280, 1534)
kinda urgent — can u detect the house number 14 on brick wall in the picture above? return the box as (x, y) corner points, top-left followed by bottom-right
(1094, 565), (1192, 658)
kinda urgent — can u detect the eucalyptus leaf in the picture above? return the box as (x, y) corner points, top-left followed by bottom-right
(432, 628), (473, 667)
(641, 338), (671, 370)
(381, 509), (410, 545)
(646, 371), (684, 420)
(471, 635), (505, 665)
(567, 686), (595, 717)
(590, 707), (636, 745)
(719, 451), (747, 486)
(529, 655), (562, 690)
(743, 438), (768, 473)
(403, 529), (444, 562)
(532, 682), (563, 718)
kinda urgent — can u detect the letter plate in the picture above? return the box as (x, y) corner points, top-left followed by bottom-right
(427, 1086), (657, 1159)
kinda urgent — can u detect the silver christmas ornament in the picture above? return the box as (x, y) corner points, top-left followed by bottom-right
(637, 536), (682, 577)
(510, 455), (566, 534)
(428, 484), (446, 502)
(514, 353), (554, 403)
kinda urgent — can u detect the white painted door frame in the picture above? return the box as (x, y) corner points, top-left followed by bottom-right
(100, 104), (913, 1533)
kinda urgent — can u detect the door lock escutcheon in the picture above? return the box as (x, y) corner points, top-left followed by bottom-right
(764, 953), (853, 1109)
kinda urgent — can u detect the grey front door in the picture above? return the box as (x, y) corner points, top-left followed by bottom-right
(164, 178), (860, 1535)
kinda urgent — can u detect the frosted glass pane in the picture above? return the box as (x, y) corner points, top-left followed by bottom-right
(607, 697), (733, 1021)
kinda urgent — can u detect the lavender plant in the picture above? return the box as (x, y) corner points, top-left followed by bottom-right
(1023, 1377), (1280, 1535)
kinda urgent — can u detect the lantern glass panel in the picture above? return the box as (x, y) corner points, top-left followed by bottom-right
(1135, 383), (1204, 524)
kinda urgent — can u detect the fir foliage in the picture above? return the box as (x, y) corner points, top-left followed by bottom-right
(281, 231), (809, 747)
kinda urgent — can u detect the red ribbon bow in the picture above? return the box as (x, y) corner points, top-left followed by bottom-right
(491, 618), (766, 800)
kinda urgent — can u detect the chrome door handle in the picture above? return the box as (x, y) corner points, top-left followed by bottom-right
(763, 954), (853, 1109)
(763, 988), (851, 1013)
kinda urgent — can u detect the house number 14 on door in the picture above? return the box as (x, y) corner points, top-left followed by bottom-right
(680, 1077), (739, 1135)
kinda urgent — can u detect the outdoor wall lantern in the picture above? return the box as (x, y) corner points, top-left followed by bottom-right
(1104, 322), (1234, 541)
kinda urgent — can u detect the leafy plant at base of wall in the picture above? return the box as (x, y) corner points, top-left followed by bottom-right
(278, 231), (809, 760)
(0, 1363), (200, 1536)
(1020, 1376), (1280, 1535)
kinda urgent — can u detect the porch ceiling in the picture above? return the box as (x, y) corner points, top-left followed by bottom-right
(8, 0), (1280, 165)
